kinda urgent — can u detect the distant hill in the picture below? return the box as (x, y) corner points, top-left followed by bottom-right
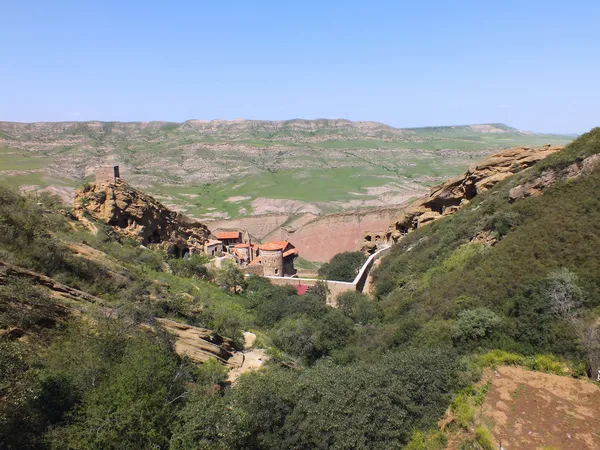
(0, 119), (574, 219)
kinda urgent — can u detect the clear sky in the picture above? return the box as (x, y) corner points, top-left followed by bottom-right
(1, 0), (598, 133)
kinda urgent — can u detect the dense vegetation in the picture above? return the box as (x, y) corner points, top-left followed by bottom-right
(1, 128), (599, 449)
(317, 251), (367, 282)
(373, 127), (600, 374)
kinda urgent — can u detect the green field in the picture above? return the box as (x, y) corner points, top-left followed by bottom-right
(0, 121), (574, 217)
(148, 160), (470, 218)
(0, 148), (43, 171)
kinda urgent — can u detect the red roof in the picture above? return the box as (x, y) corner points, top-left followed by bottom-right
(283, 248), (299, 257)
(215, 231), (240, 240)
(249, 256), (262, 266)
(234, 243), (250, 248)
(295, 285), (309, 295)
(260, 240), (297, 252)
(260, 243), (284, 251)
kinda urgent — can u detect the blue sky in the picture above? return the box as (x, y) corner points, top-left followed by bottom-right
(1, 0), (598, 133)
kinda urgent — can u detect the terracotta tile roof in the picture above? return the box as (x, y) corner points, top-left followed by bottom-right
(271, 240), (289, 249)
(249, 256), (262, 266)
(283, 248), (299, 257)
(215, 231), (240, 240)
(260, 243), (284, 251)
(234, 243), (250, 248)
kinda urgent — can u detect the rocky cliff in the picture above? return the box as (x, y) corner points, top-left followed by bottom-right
(73, 180), (210, 255)
(363, 145), (563, 251)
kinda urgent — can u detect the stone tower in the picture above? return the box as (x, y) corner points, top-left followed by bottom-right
(95, 165), (120, 185)
(260, 243), (284, 277)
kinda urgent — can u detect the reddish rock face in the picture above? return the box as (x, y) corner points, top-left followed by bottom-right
(73, 180), (210, 255)
(363, 145), (564, 251)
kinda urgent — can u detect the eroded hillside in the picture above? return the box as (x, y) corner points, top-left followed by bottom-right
(0, 119), (572, 220)
(1, 128), (599, 450)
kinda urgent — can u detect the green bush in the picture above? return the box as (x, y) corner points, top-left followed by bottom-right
(474, 426), (495, 450)
(525, 354), (565, 375)
(476, 350), (526, 368)
(169, 253), (209, 278)
(46, 330), (188, 450)
(450, 392), (475, 430)
(318, 251), (367, 282)
(200, 347), (465, 449)
(337, 291), (383, 325)
(404, 429), (447, 450)
(452, 308), (502, 345)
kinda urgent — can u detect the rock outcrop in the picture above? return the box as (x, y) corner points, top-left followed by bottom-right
(154, 318), (237, 364)
(363, 145), (563, 251)
(509, 153), (600, 202)
(73, 180), (210, 255)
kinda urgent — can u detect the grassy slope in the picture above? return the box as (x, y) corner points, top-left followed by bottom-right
(372, 127), (600, 356)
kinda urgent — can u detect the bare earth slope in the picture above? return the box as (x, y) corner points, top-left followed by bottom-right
(480, 366), (600, 449)
(0, 119), (572, 221)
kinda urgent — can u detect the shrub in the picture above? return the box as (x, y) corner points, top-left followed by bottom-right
(525, 354), (565, 375)
(272, 317), (319, 362)
(169, 254), (209, 279)
(318, 251), (367, 282)
(337, 291), (383, 325)
(452, 308), (502, 344)
(450, 392), (475, 430)
(474, 427), (495, 450)
(405, 430), (447, 450)
(476, 350), (525, 368)
(46, 331), (188, 450)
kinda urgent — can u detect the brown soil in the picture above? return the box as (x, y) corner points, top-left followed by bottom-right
(207, 206), (401, 262)
(481, 366), (600, 449)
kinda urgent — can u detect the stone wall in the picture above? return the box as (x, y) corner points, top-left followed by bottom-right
(262, 245), (391, 306)
(243, 265), (264, 277)
(295, 268), (319, 278)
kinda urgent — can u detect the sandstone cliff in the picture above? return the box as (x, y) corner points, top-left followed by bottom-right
(508, 153), (600, 201)
(363, 145), (563, 251)
(73, 180), (210, 255)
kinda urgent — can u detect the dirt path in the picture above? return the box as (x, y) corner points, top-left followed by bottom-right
(481, 366), (600, 449)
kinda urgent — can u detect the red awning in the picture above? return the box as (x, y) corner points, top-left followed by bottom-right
(295, 285), (309, 295)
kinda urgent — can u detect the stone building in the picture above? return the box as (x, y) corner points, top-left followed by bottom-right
(248, 240), (298, 277)
(214, 231), (242, 247)
(259, 243), (284, 276)
(95, 165), (120, 185)
(204, 239), (223, 256)
(232, 243), (251, 264)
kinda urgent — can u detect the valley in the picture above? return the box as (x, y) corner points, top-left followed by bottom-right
(0, 120), (573, 222)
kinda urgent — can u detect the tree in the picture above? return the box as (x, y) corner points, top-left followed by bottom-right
(217, 263), (246, 294)
(318, 251), (368, 282)
(46, 332), (189, 450)
(337, 291), (383, 325)
(452, 308), (502, 345)
(273, 317), (319, 362)
(546, 268), (600, 378)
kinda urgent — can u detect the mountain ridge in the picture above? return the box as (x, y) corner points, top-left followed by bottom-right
(0, 118), (532, 138)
